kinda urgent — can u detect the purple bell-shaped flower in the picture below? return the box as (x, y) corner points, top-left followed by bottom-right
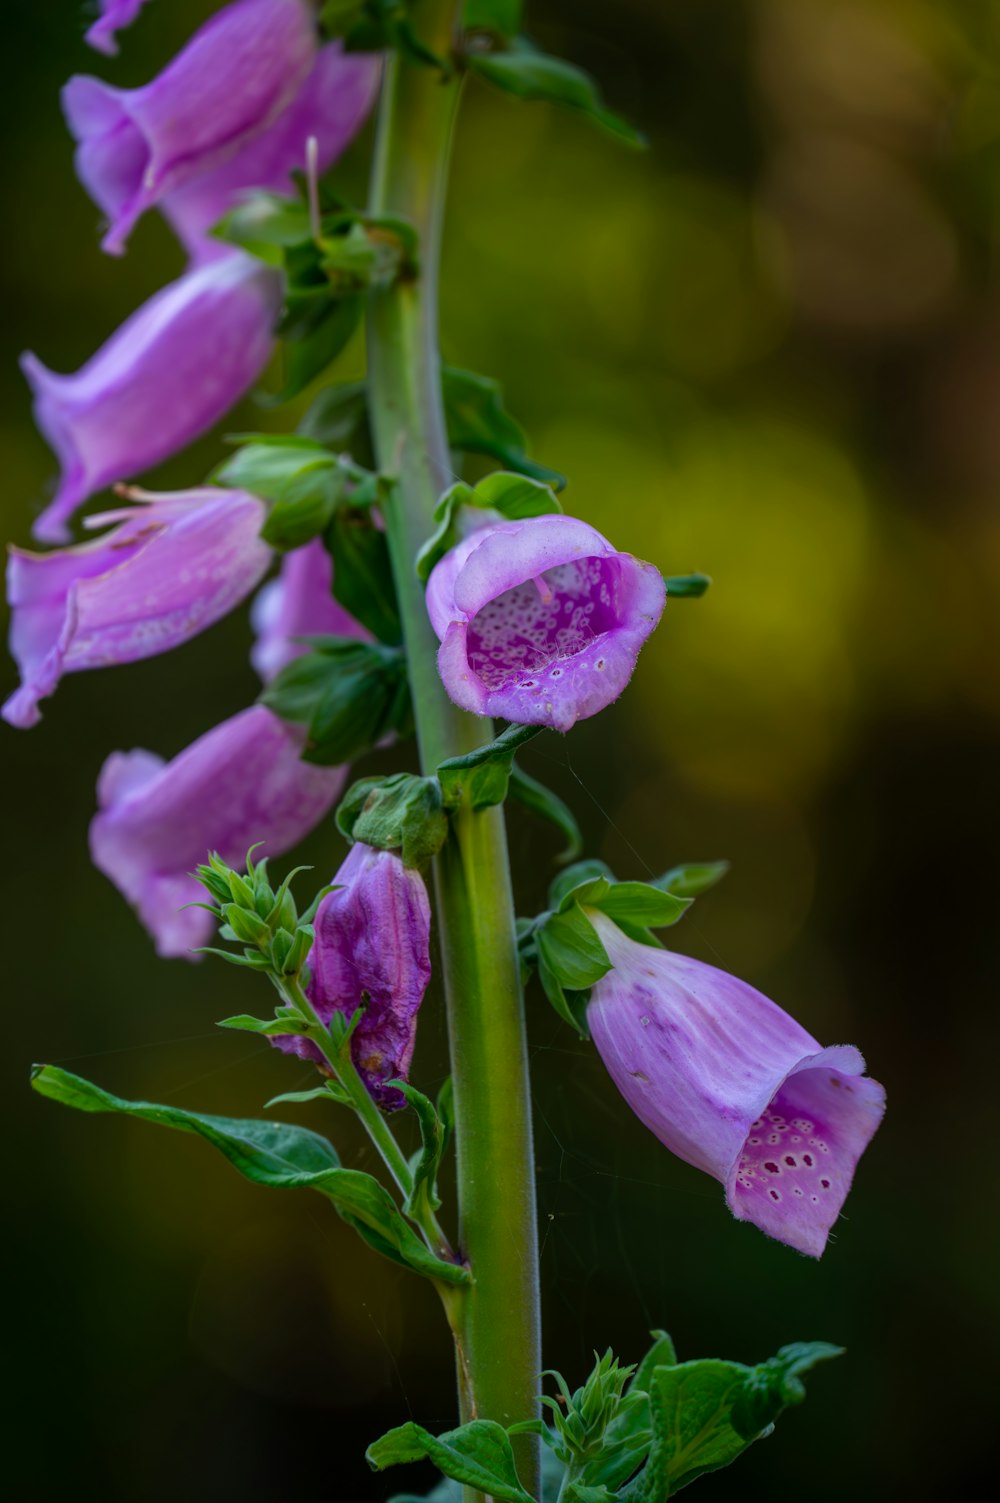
(586, 911), (885, 1257)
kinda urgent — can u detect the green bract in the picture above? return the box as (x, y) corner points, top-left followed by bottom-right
(259, 635), (411, 765)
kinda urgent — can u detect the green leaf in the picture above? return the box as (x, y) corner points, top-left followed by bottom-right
(325, 503), (402, 644)
(264, 1086), (339, 1109)
(259, 636), (411, 766)
(442, 366), (565, 488)
(664, 573), (712, 598)
(467, 41), (645, 148)
(437, 722), (540, 809)
(508, 764), (582, 863)
(213, 190), (313, 258)
(416, 469), (561, 581)
(367, 1420), (535, 1503)
(631, 1330), (678, 1394)
(536, 905), (612, 991)
(31, 1065), (469, 1286)
(336, 773), (449, 867)
(548, 860), (616, 911)
(537, 957), (590, 1039)
(592, 881), (692, 932)
(622, 1345), (842, 1500)
(730, 1343), (844, 1439)
(217, 1013), (313, 1038)
(392, 1080), (448, 1216)
(213, 437), (347, 550)
(655, 862), (730, 899)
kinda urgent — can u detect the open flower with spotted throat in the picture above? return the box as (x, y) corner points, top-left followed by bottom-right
(585, 911), (885, 1257)
(425, 513), (666, 732)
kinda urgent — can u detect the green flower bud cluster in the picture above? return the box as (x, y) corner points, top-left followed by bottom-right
(195, 848), (328, 981)
(542, 1349), (637, 1466)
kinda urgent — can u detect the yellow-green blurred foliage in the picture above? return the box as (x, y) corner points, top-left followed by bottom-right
(3, 1), (997, 1498)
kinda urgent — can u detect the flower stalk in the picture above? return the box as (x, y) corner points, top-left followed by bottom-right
(365, 5), (542, 1495)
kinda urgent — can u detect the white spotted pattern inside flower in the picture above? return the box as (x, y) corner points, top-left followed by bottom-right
(466, 556), (622, 690)
(733, 1087), (834, 1209)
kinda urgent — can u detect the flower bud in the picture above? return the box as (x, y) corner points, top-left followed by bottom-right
(3, 488), (271, 728)
(23, 253), (280, 543)
(66, 0), (316, 253)
(90, 706), (346, 958)
(271, 844), (432, 1109)
(425, 513), (666, 731)
(585, 912), (885, 1257)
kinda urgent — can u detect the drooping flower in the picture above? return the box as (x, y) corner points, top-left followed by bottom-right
(23, 252), (280, 543)
(85, 0), (153, 56)
(162, 42), (381, 262)
(66, 0), (316, 254)
(584, 911), (885, 1258)
(271, 843), (432, 1110)
(3, 488), (271, 729)
(425, 513), (666, 731)
(90, 705), (345, 957)
(250, 537), (368, 683)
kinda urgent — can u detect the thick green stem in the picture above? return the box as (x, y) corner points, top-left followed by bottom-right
(365, 8), (542, 1497)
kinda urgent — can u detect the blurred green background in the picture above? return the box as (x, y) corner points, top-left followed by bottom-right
(3, 0), (998, 1496)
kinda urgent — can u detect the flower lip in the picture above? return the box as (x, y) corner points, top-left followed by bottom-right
(426, 513), (666, 732)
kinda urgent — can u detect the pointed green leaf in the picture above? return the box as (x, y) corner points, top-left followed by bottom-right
(631, 1330), (678, 1394)
(442, 365), (565, 487)
(437, 723), (540, 809)
(30, 1066), (469, 1287)
(264, 1086), (340, 1109)
(467, 42), (645, 147)
(536, 905), (612, 991)
(391, 1080), (448, 1216)
(325, 503), (402, 643)
(655, 862), (730, 899)
(664, 573), (712, 598)
(367, 1420), (535, 1503)
(508, 764), (582, 862)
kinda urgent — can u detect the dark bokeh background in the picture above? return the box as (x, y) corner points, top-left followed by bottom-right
(3, 0), (997, 1497)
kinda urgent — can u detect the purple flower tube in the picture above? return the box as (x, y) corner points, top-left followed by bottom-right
(425, 513), (666, 731)
(66, 0), (316, 253)
(163, 43), (381, 262)
(23, 252), (281, 544)
(90, 705), (346, 957)
(85, 1), (153, 57)
(271, 843), (432, 1110)
(251, 537), (369, 682)
(3, 488), (271, 729)
(585, 912), (886, 1257)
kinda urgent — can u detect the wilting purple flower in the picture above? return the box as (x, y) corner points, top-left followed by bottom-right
(66, 0), (316, 254)
(85, 0), (152, 56)
(250, 538), (368, 682)
(425, 514), (666, 731)
(3, 488), (271, 729)
(23, 252), (280, 544)
(163, 43), (381, 262)
(585, 912), (885, 1258)
(272, 843), (432, 1110)
(90, 705), (345, 957)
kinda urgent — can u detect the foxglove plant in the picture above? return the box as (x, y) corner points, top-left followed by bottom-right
(18, 5), (886, 1502)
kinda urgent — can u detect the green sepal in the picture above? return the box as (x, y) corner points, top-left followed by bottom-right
(216, 1013), (314, 1038)
(212, 190), (312, 259)
(508, 764), (582, 863)
(333, 0), (450, 71)
(30, 1065), (469, 1287)
(664, 572), (712, 598)
(547, 860), (616, 912)
(390, 1079), (448, 1216)
(442, 365), (565, 488)
(259, 635), (411, 766)
(273, 292), (364, 402)
(336, 773), (448, 867)
(416, 469), (561, 581)
(298, 379), (370, 450)
(466, 39), (645, 148)
(654, 861), (730, 899)
(325, 499), (402, 643)
(437, 722), (540, 809)
(367, 1420), (535, 1503)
